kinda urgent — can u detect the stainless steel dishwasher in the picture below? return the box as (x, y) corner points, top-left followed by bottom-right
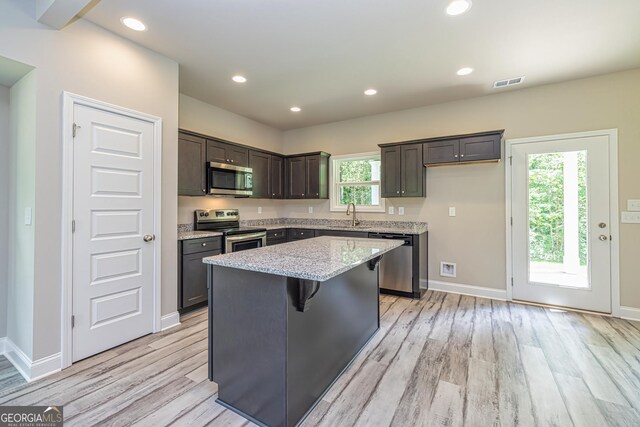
(369, 233), (413, 293)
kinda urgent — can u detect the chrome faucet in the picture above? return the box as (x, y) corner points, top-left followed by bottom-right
(346, 203), (360, 227)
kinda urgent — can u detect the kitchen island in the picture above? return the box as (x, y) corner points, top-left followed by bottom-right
(203, 236), (403, 427)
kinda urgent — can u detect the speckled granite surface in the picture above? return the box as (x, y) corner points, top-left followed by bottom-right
(240, 218), (428, 235)
(178, 230), (223, 240)
(178, 223), (193, 233)
(203, 236), (403, 281)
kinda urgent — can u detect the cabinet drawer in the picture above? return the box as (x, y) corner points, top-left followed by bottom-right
(267, 229), (287, 240)
(267, 238), (286, 246)
(288, 228), (315, 240)
(315, 229), (369, 238)
(182, 237), (222, 255)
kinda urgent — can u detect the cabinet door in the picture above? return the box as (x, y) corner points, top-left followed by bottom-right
(381, 146), (402, 198)
(286, 156), (307, 198)
(249, 150), (271, 198)
(178, 134), (207, 196)
(424, 140), (460, 165)
(306, 155), (321, 199)
(459, 134), (501, 162)
(228, 146), (249, 167)
(401, 144), (425, 197)
(315, 229), (368, 238)
(181, 249), (221, 309)
(206, 139), (229, 164)
(270, 155), (284, 199)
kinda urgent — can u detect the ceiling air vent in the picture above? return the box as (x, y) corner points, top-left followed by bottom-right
(493, 76), (525, 89)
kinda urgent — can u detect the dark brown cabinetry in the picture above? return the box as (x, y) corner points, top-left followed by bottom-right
(422, 131), (503, 165)
(286, 153), (329, 199)
(381, 144), (425, 198)
(287, 228), (315, 241)
(249, 150), (271, 199)
(178, 133), (207, 196)
(314, 229), (368, 238)
(179, 236), (223, 311)
(207, 139), (249, 167)
(266, 229), (287, 246)
(270, 155), (284, 199)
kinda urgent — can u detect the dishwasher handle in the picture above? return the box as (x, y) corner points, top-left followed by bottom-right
(369, 233), (413, 246)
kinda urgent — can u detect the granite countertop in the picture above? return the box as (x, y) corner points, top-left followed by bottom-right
(260, 222), (427, 235)
(202, 236), (403, 282)
(178, 230), (223, 240)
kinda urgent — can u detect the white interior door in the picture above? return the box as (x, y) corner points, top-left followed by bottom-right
(511, 134), (611, 313)
(72, 104), (156, 362)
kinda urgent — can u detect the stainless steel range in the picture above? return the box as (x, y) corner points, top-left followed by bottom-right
(194, 209), (266, 253)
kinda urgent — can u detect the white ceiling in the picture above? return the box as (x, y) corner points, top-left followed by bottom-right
(83, 0), (640, 130)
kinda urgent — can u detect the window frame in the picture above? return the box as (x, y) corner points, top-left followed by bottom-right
(329, 152), (386, 213)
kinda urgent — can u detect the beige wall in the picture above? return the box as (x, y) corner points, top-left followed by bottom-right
(178, 94), (285, 224)
(282, 68), (640, 309)
(0, 2), (179, 360)
(0, 84), (9, 338)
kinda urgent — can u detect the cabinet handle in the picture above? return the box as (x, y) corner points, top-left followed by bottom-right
(397, 191), (400, 194)
(231, 159), (235, 163)
(202, 189), (206, 193)
(202, 243), (207, 247)
(302, 193), (305, 196)
(461, 154), (464, 158)
(402, 191), (405, 194)
(454, 154), (458, 158)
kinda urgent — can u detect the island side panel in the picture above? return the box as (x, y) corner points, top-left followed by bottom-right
(209, 265), (288, 427)
(286, 261), (381, 426)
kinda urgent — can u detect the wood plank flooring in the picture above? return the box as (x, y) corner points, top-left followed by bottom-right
(1, 291), (639, 426)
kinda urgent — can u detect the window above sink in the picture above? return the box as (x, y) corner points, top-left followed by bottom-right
(329, 152), (385, 213)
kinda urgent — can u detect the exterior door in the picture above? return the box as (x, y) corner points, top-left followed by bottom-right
(72, 104), (156, 361)
(511, 134), (611, 313)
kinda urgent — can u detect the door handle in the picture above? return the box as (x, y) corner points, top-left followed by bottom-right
(599, 222), (607, 229)
(598, 235), (608, 241)
(143, 234), (155, 242)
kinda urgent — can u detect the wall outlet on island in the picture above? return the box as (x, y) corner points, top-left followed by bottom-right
(308, 206), (313, 214)
(398, 207), (405, 216)
(257, 206), (262, 214)
(388, 206), (395, 215)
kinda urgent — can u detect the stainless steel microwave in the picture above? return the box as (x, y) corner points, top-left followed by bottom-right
(208, 162), (253, 196)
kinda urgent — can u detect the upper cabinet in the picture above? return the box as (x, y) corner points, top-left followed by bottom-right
(206, 139), (249, 167)
(249, 150), (285, 199)
(423, 131), (503, 165)
(286, 153), (330, 199)
(381, 144), (425, 198)
(178, 132), (207, 196)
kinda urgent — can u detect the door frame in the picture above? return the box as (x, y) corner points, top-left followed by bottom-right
(505, 129), (619, 315)
(60, 92), (163, 368)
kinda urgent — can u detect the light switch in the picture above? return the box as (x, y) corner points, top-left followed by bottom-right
(621, 211), (640, 224)
(449, 207), (456, 217)
(257, 206), (263, 214)
(388, 206), (395, 215)
(24, 207), (32, 225)
(628, 200), (640, 212)
(398, 207), (405, 216)
(308, 206), (313, 214)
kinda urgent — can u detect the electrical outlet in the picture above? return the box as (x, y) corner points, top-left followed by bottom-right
(257, 206), (263, 214)
(24, 207), (32, 226)
(308, 206), (313, 214)
(628, 200), (640, 212)
(388, 206), (395, 215)
(449, 207), (456, 217)
(398, 207), (405, 216)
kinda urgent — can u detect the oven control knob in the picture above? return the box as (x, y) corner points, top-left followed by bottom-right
(204, 212), (209, 217)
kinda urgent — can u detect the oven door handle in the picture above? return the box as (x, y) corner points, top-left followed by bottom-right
(225, 232), (267, 242)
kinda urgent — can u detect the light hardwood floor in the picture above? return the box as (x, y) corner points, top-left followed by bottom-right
(1, 291), (639, 426)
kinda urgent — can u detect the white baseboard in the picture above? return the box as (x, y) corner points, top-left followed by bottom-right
(1, 338), (61, 382)
(619, 306), (640, 322)
(422, 279), (507, 301)
(160, 312), (181, 331)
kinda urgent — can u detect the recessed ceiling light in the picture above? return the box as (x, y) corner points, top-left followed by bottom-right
(446, 0), (472, 16)
(232, 75), (247, 83)
(364, 89), (378, 96)
(121, 17), (146, 31)
(290, 106), (301, 112)
(456, 67), (474, 76)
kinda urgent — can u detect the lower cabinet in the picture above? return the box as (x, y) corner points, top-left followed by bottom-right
(287, 228), (316, 241)
(267, 229), (287, 246)
(179, 237), (222, 311)
(314, 229), (369, 238)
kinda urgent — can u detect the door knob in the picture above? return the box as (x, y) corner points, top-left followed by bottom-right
(599, 222), (607, 229)
(143, 234), (155, 242)
(599, 235), (608, 241)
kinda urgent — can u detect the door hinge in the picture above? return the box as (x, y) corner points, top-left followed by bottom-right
(72, 123), (77, 138)
(72, 220), (76, 233)
(71, 315), (75, 328)
(510, 217), (513, 226)
(509, 156), (512, 166)
(511, 277), (514, 287)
